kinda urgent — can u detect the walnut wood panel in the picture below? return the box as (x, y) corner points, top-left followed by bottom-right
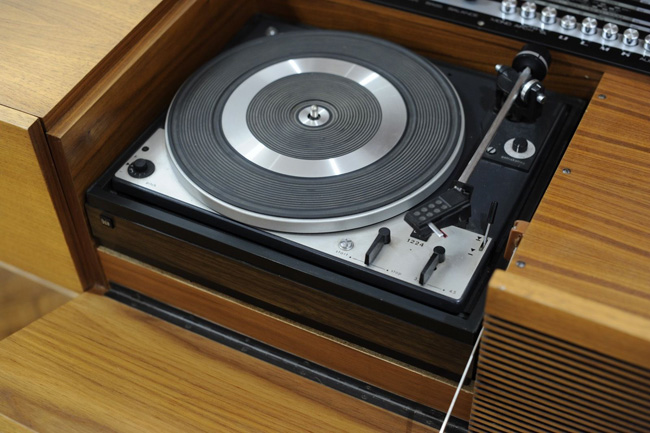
(98, 247), (474, 418)
(46, 0), (256, 288)
(506, 72), (650, 318)
(0, 0), (166, 122)
(41, 0), (637, 292)
(0, 106), (81, 290)
(468, 271), (650, 432)
(257, 0), (615, 100)
(87, 206), (472, 376)
(0, 293), (439, 433)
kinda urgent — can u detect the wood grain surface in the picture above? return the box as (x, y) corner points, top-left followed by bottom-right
(0, 293), (439, 433)
(34, 0), (644, 293)
(46, 0), (255, 288)
(469, 272), (650, 432)
(0, 0), (166, 122)
(0, 106), (81, 290)
(486, 270), (650, 368)
(258, 0), (611, 100)
(87, 206), (473, 376)
(507, 71), (650, 319)
(99, 247), (474, 419)
(0, 262), (74, 340)
(0, 414), (35, 433)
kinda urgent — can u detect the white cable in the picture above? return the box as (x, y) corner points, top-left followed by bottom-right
(439, 326), (485, 433)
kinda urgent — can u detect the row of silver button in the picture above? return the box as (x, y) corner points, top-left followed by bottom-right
(501, 0), (650, 50)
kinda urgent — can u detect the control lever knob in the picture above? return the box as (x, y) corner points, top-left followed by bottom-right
(560, 15), (577, 30)
(501, 0), (517, 14)
(540, 6), (556, 24)
(512, 137), (529, 153)
(419, 246), (446, 285)
(581, 17), (598, 35)
(132, 159), (149, 173)
(520, 2), (536, 19)
(128, 158), (155, 178)
(602, 23), (619, 41)
(623, 28), (639, 46)
(645, 35), (650, 51)
(364, 227), (391, 266)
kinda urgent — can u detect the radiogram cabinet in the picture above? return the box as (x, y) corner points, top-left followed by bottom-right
(0, 1), (649, 432)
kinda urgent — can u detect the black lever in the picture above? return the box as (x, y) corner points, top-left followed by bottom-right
(419, 246), (446, 285)
(364, 227), (391, 265)
(480, 201), (498, 251)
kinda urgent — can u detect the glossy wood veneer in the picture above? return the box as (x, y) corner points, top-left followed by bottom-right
(87, 206), (473, 377)
(99, 247), (474, 419)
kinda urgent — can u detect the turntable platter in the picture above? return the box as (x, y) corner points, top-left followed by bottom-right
(166, 31), (464, 232)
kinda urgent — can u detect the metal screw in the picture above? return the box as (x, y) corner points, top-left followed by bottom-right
(265, 26), (278, 36)
(486, 146), (497, 154)
(477, 20), (485, 27)
(516, 260), (526, 268)
(598, 94), (607, 99)
(562, 167), (571, 174)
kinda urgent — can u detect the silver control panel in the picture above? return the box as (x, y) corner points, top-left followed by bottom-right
(114, 129), (491, 301)
(436, 0), (650, 54)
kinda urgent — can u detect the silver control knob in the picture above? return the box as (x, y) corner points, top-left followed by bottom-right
(540, 7), (557, 24)
(645, 34), (650, 51)
(338, 239), (354, 251)
(623, 28), (639, 46)
(501, 0), (517, 14)
(560, 15), (577, 30)
(602, 23), (619, 41)
(520, 2), (536, 19)
(581, 17), (598, 35)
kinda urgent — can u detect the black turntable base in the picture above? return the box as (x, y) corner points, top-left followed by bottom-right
(87, 16), (585, 378)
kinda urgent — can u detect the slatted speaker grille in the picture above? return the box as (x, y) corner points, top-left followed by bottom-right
(470, 316), (650, 433)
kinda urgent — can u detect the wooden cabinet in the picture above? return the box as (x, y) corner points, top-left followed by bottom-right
(1, 0), (649, 431)
(0, 0), (169, 290)
(0, 106), (80, 290)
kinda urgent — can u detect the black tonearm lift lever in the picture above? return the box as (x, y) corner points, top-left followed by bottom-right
(405, 45), (551, 240)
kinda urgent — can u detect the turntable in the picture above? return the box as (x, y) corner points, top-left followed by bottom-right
(86, 17), (585, 377)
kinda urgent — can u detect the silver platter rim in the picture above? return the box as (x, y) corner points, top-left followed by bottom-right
(221, 57), (408, 178)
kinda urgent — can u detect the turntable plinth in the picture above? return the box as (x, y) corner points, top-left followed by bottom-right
(2, 0), (650, 431)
